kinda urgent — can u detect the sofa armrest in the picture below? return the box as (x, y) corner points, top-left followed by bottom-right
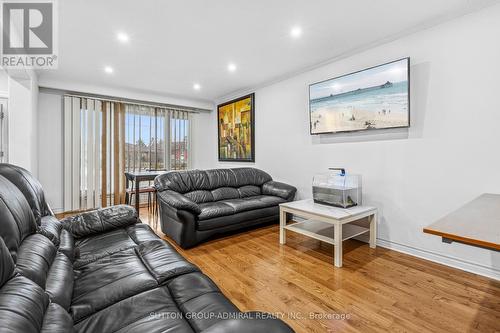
(38, 215), (63, 246)
(60, 205), (138, 239)
(262, 181), (297, 201)
(201, 312), (294, 333)
(157, 190), (201, 215)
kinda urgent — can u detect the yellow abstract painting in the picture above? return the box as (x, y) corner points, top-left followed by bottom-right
(218, 93), (255, 161)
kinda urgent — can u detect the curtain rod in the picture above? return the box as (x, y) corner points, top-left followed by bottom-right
(39, 87), (213, 113)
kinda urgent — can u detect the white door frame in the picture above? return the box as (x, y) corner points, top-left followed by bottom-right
(0, 98), (8, 163)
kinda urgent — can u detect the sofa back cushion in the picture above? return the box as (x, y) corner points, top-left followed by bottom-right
(155, 168), (272, 202)
(0, 237), (14, 288)
(0, 272), (74, 333)
(0, 163), (52, 225)
(184, 190), (214, 203)
(0, 175), (37, 260)
(237, 185), (262, 198)
(211, 187), (240, 201)
(1, 236), (74, 333)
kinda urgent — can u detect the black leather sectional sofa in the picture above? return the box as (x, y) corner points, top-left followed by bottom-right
(0, 164), (293, 333)
(155, 168), (297, 248)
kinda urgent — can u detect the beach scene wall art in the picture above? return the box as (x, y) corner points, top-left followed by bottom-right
(309, 58), (410, 134)
(218, 93), (255, 162)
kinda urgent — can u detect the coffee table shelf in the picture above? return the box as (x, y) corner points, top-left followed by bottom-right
(279, 199), (377, 268)
(285, 220), (370, 245)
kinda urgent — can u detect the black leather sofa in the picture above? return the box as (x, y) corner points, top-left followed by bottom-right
(0, 164), (293, 333)
(155, 168), (297, 248)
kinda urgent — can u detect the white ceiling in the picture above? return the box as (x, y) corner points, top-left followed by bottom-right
(39, 0), (499, 103)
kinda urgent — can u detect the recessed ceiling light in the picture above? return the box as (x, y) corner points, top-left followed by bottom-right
(104, 66), (114, 74)
(227, 63), (237, 72)
(290, 26), (302, 38)
(193, 83), (201, 91)
(117, 32), (129, 43)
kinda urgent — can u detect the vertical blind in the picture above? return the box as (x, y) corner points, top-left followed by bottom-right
(63, 96), (192, 212)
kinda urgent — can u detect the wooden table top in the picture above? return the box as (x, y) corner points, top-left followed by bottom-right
(124, 170), (167, 181)
(423, 193), (500, 250)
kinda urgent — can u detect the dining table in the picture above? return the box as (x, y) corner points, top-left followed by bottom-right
(124, 170), (167, 213)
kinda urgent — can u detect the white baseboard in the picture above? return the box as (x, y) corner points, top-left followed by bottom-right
(376, 238), (500, 281)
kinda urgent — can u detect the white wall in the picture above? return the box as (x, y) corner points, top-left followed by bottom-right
(8, 71), (39, 175)
(196, 5), (500, 279)
(0, 71), (9, 95)
(1, 14), (39, 172)
(37, 87), (214, 213)
(38, 90), (63, 212)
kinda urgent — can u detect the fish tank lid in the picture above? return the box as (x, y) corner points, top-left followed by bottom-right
(314, 168), (361, 188)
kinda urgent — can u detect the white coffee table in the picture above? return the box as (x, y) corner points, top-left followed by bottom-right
(279, 199), (377, 267)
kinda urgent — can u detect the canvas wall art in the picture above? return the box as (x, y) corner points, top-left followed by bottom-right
(309, 58), (410, 134)
(218, 93), (255, 162)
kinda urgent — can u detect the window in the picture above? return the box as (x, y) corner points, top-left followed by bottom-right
(63, 96), (192, 211)
(124, 104), (190, 171)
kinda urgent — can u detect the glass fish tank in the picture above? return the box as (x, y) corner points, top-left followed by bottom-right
(312, 168), (362, 208)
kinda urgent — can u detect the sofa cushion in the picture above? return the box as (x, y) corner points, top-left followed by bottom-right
(167, 272), (239, 332)
(198, 202), (235, 220)
(74, 223), (160, 267)
(127, 223), (162, 244)
(72, 239), (199, 323)
(74, 286), (194, 333)
(71, 247), (158, 322)
(221, 195), (286, 214)
(196, 196), (284, 227)
(197, 206), (280, 231)
(137, 240), (199, 284)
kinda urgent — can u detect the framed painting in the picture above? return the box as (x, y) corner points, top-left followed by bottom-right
(218, 93), (255, 162)
(309, 57), (410, 134)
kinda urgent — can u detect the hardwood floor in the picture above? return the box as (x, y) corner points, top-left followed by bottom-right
(140, 211), (500, 333)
